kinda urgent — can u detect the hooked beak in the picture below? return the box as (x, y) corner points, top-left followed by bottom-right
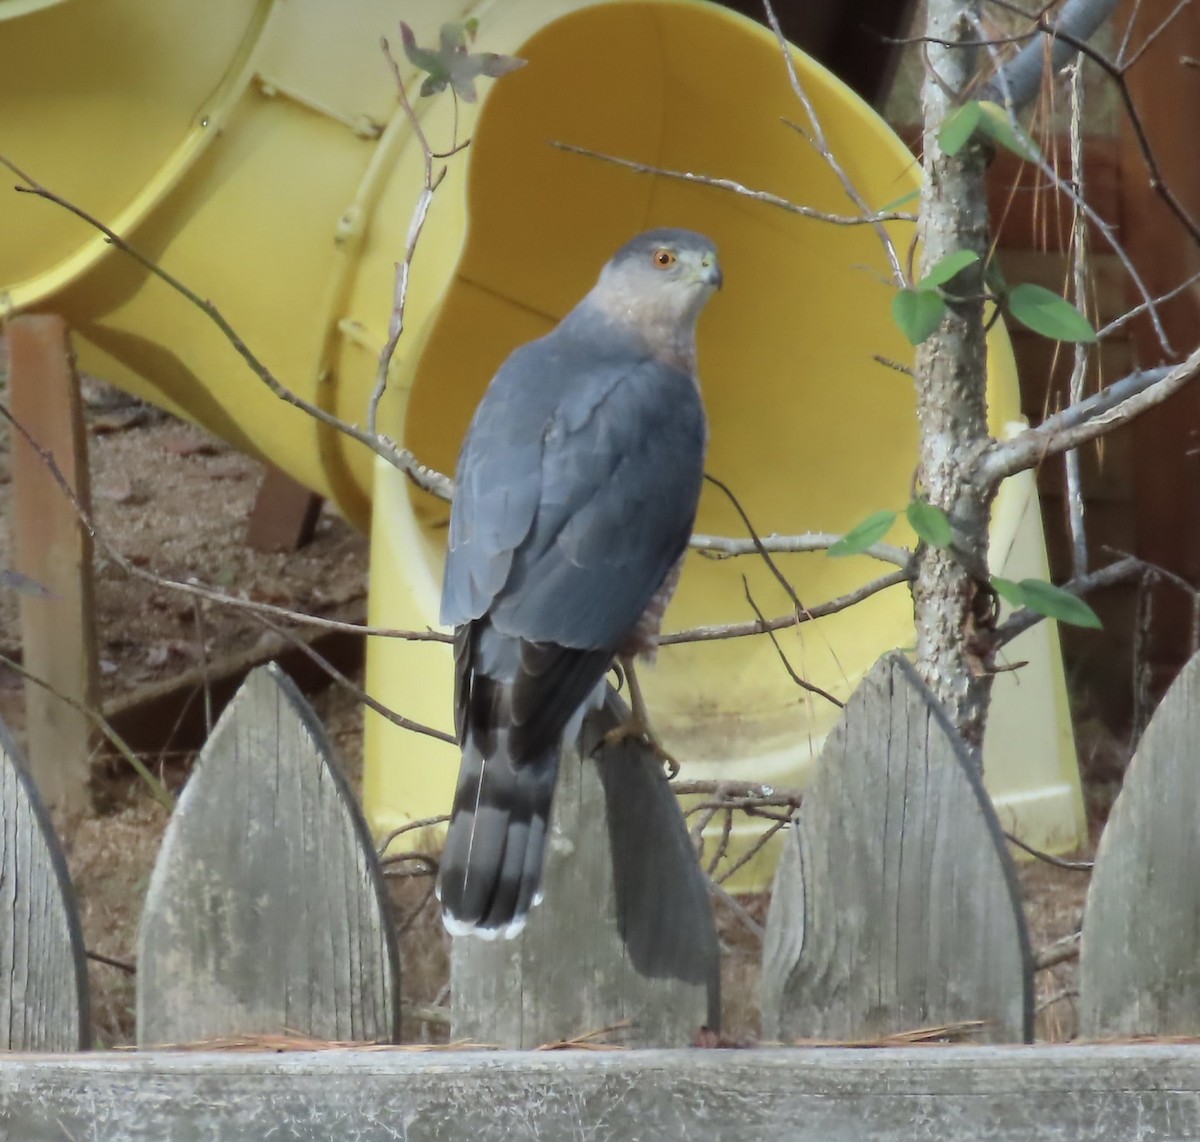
(699, 255), (723, 290)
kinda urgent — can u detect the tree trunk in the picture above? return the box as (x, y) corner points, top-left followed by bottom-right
(912, 0), (996, 759)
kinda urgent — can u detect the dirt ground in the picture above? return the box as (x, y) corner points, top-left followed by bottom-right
(0, 370), (1101, 1049)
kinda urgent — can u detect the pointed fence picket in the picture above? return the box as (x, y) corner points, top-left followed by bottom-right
(136, 663), (400, 1046)
(761, 652), (1034, 1044)
(8, 649), (1200, 1135)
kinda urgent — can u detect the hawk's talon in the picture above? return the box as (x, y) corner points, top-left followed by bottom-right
(599, 718), (680, 778)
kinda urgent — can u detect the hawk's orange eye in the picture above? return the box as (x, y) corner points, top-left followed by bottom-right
(652, 248), (676, 268)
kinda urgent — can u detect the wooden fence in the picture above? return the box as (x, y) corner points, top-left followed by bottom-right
(5, 648), (1200, 1137)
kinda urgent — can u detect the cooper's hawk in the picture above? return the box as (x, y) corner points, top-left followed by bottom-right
(437, 228), (722, 938)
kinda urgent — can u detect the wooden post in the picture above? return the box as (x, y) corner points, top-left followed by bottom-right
(137, 664), (400, 1046)
(761, 653), (1033, 1044)
(0, 715), (90, 1050)
(8, 314), (99, 817)
(450, 688), (720, 1048)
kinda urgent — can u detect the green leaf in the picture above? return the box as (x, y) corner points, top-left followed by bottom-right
(906, 499), (954, 548)
(1017, 579), (1103, 629)
(1007, 283), (1097, 343)
(939, 102), (983, 156)
(828, 510), (898, 557)
(977, 101), (1042, 163)
(990, 576), (1027, 608)
(878, 187), (920, 212)
(892, 288), (946, 345)
(918, 250), (979, 289)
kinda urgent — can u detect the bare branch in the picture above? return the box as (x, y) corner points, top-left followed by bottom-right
(1004, 831), (1093, 869)
(250, 611), (456, 745)
(690, 529), (912, 568)
(0, 151), (454, 502)
(661, 568), (911, 646)
(549, 143), (916, 227)
(980, 351), (1200, 485)
(369, 39), (457, 443)
(741, 576), (844, 709)
(761, 0), (906, 284)
(0, 400), (453, 645)
(994, 555), (1141, 645)
(1035, 931), (1082, 971)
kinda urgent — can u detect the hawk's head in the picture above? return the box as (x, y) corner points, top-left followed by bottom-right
(588, 228), (722, 360)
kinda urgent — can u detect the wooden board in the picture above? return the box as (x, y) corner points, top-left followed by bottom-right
(1080, 647), (1200, 1035)
(451, 688), (720, 1048)
(8, 314), (99, 817)
(761, 653), (1033, 1043)
(245, 466), (324, 553)
(2, 1045), (1200, 1140)
(0, 717), (89, 1050)
(136, 664), (399, 1046)
(102, 625), (365, 758)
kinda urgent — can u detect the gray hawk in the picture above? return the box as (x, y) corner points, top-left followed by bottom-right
(437, 228), (721, 938)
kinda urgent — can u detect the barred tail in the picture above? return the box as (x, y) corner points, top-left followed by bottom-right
(436, 727), (559, 939)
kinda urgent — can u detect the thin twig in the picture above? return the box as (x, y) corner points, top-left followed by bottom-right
(0, 400), (452, 645)
(0, 150), (453, 501)
(251, 611), (455, 745)
(1004, 830), (1094, 870)
(706, 879), (765, 942)
(715, 818), (787, 885)
(661, 568), (910, 646)
(1035, 931), (1082, 971)
(988, 0), (1200, 253)
(370, 39), (452, 440)
(761, 0), (905, 284)
(742, 575), (844, 708)
(377, 813), (451, 856)
(0, 651), (173, 810)
(691, 530), (911, 568)
(550, 143), (916, 227)
(702, 474), (805, 615)
(1064, 58), (1090, 578)
(995, 555), (1141, 644)
(86, 950), (136, 975)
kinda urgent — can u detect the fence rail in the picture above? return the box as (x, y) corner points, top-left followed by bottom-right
(6, 644), (1200, 1132)
(2, 1046), (1200, 1141)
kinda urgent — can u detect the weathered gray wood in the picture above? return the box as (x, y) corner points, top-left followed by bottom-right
(137, 664), (399, 1046)
(2, 1045), (1200, 1141)
(1080, 647), (1200, 1036)
(762, 652), (1033, 1043)
(0, 717), (90, 1050)
(451, 688), (720, 1047)
(0, 719), (88, 1046)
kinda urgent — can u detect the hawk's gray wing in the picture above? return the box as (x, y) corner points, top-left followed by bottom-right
(441, 332), (706, 649)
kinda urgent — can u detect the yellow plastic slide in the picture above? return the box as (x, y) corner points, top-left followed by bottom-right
(0, 0), (1085, 885)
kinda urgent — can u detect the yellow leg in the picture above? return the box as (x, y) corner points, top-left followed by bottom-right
(600, 656), (680, 778)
